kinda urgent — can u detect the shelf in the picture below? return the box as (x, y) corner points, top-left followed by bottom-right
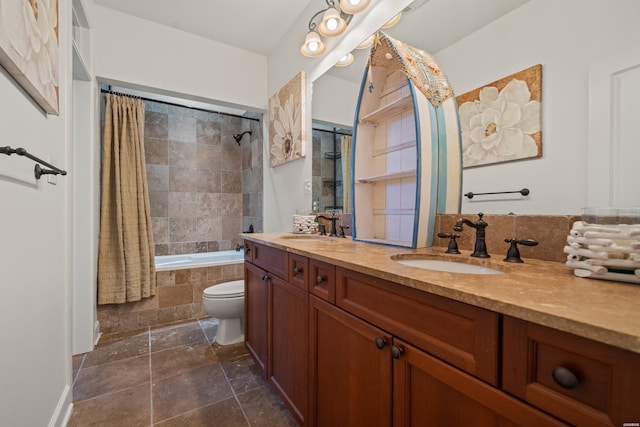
(380, 79), (409, 98)
(372, 140), (417, 157)
(356, 169), (416, 183)
(359, 94), (412, 125)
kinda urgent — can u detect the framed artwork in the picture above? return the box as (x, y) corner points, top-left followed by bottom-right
(457, 64), (542, 168)
(0, 0), (59, 115)
(269, 71), (306, 167)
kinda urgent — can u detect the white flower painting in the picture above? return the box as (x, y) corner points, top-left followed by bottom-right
(0, 0), (59, 114)
(457, 65), (542, 168)
(269, 71), (306, 167)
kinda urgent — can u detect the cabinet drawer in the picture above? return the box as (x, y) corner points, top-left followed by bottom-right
(502, 316), (640, 426)
(335, 267), (499, 385)
(309, 259), (335, 303)
(288, 253), (308, 290)
(252, 243), (287, 280)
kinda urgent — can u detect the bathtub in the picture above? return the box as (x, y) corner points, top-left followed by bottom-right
(155, 250), (244, 272)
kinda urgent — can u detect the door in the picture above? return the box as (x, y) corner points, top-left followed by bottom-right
(270, 276), (308, 425)
(244, 262), (268, 376)
(392, 338), (566, 426)
(309, 296), (392, 427)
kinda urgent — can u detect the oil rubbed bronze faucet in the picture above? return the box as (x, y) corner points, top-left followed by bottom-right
(453, 213), (490, 258)
(315, 214), (339, 237)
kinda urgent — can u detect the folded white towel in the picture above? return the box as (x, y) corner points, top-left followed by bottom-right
(567, 235), (613, 246)
(574, 268), (640, 284)
(566, 261), (607, 274)
(563, 246), (608, 260)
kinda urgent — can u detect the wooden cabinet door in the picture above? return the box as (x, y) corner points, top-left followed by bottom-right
(270, 275), (308, 426)
(392, 338), (566, 427)
(309, 296), (392, 427)
(244, 261), (268, 377)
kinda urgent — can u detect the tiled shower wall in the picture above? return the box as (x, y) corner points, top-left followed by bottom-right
(143, 100), (263, 255)
(312, 129), (345, 212)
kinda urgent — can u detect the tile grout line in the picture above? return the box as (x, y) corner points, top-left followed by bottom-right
(198, 319), (252, 426)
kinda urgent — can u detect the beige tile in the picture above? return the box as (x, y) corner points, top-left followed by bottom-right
(152, 217), (169, 244)
(169, 218), (196, 242)
(220, 143), (242, 171)
(169, 167), (197, 192)
(196, 119), (221, 146)
(221, 170), (243, 194)
(169, 114), (197, 143)
(516, 215), (573, 262)
(175, 269), (192, 285)
(74, 354), (150, 401)
(155, 243), (169, 256)
(196, 169), (221, 193)
(69, 383), (151, 427)
(169, 140), (197, 168)
(196, 144), (221, 169)
(144, 137), (168, 165)
(146, 164), (169, 192)
(237, 385), (298, 427)
(145, 111), (168, 139)
(169, 192), (197, 219)
(196, 193), (222, 217)
(222, 217), (242, 240)
(152, 364), (234, 423)
(149, 191), (169, 217)
(221, 193), (243, 217)
(196, 216), (222, 241)
(156, 271), (176, 287)
(158, 284), (193, 308)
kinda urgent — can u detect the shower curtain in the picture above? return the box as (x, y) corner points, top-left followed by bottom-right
(341, 135), (352, 213)
(97, 94), (156, 304)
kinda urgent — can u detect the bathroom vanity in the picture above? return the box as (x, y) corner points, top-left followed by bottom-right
(242, 233), (640, 426)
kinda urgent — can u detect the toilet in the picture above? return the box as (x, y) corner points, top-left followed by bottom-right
(202, 280), (245, 345)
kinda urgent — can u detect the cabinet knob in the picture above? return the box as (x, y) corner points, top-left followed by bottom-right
(391, 346), (404, 359)
(375, 337), (387, 349)
(245, 246), (251, 254)
(552, 366), (579, 389)
(316, 275), (324, 284)
(261, 274), (270, 281)
(294, 266), (302, 275)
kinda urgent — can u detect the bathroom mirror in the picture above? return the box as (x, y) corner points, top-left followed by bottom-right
(310, 0), (640, 214)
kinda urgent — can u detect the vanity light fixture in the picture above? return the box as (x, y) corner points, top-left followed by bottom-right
(335, 52), (355, 67)
(339, 0), (371, 15)
(381, 12), (402, 29)
(301, 0), (369, 57)
(356, 34), (375, 49)
(301, 30), (326, 56)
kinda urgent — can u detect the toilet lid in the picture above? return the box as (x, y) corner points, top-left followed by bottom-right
(203, 280), (244, 299)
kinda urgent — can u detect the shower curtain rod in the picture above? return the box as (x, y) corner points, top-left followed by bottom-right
(100, 88), (261, 123)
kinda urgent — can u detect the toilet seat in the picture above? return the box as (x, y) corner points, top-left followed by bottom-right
(203, 280), (244, 299)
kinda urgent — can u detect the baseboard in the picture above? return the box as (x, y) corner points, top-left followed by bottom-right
(48, 384), (73, 427)
(94, 320), (101, 346)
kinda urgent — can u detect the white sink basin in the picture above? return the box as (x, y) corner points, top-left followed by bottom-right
(394, 259), (505, 275)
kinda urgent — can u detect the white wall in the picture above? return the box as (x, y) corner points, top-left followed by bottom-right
(312, 74), (359, 128)
(89, 4), (269, 112)
(0, 0), (73, 425)
(436, 0), (640, 215)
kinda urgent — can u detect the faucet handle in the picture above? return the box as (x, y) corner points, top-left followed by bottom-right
(503, 238), (538, 263)
(437, 232), (461, 254)
(338, 225), (350, 238)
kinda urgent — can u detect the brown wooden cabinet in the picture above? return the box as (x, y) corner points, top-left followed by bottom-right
(309, 296), (392, 427)
(502, 316), (640, 426)
(244, 243), (309, 426)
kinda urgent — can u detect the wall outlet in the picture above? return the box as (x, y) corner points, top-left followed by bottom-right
(304, 178), (312, 195)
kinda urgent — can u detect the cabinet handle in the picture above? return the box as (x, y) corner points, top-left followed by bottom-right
(316, 275), (324, 284)
(391, 346), (404, 359)
(294, 266), (302, 275)
(245, 245), (251, 254)
(261, 274), (270, 281)
(552, 366), (579, 389)
(375, 337), (387, 349)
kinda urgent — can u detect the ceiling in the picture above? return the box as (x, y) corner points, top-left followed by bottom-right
(95, 0), (529, 90)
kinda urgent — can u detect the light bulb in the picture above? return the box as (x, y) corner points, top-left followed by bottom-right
(308, 41), (319, 52)
(349, 0), (360, 5)
(327, 18), (338, 31)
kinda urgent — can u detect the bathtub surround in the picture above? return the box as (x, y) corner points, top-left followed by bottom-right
(143, 100), (263, 256)
(98, 94), (156, 304)
(97, 259), (244, 336)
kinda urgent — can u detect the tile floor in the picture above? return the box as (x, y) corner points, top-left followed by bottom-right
(69, 319), (297, 426)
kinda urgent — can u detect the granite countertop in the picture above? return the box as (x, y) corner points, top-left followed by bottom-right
(243, 233), (640, 354)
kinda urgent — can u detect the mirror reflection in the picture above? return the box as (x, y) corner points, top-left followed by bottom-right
(312, 125), (352, 213)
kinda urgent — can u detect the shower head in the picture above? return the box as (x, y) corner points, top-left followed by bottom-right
(233, 130), (252, 145)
